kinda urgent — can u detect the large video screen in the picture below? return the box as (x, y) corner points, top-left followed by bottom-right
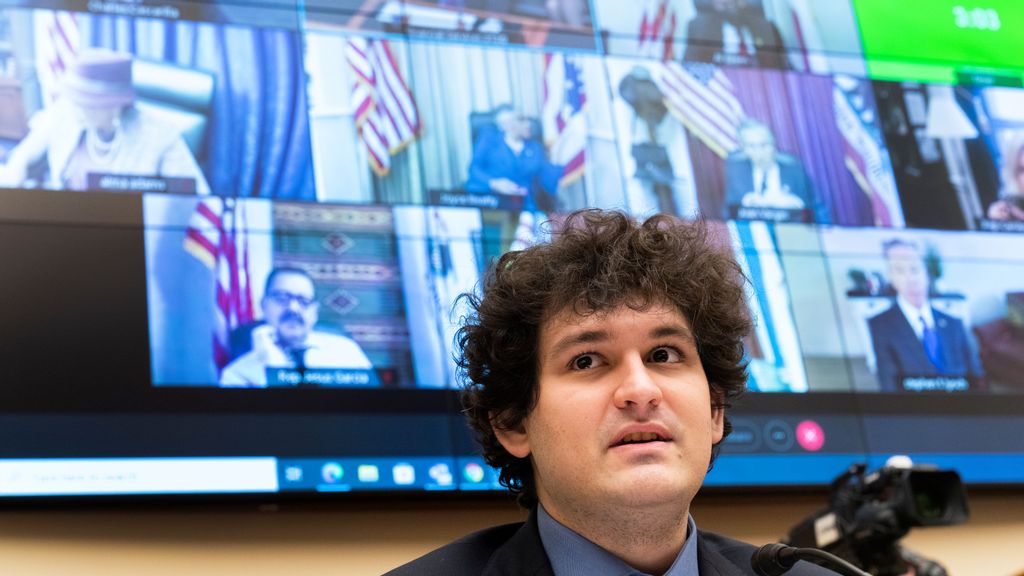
(1, 0), (1023, 501)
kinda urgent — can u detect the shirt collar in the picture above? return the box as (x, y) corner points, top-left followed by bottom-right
(537, 503), (699, 576)
(896, 296), (934, 329)
(292, 331), (325, 351)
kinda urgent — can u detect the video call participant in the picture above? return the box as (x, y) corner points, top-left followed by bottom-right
(465, 104), (563, 213)
(386, 210), (832, 575)
(987, 137), (1024, 222)
(0, 48), (210, 194)
(220, 267), (372, 387)
(868, 239), (984, 393)
(972, 291), (1024, 391)
(682, 0), (789, 69)
(723, 119), (825, 223)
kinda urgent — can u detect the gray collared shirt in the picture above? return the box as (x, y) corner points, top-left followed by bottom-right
(537, 503), (699, 576)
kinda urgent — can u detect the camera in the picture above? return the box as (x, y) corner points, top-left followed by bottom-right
(784, 459), (969, 576)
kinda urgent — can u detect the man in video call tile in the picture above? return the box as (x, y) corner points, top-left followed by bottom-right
(868, 240), (984, 393)
(219, 267), (372, 387)
(682, 0), (789, 69)
(386, 210), (832, 575)
(723, 119), (825, 223)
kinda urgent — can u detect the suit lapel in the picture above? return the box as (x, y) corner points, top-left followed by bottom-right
(890, 307), (934, 370)
(481, 510), (555, 576)
(697, 532), (749, 576)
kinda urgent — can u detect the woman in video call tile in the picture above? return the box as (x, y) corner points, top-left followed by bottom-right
(465, 104), (562, 212)
(0, 48), (210, 194)
(987, 137), (1024, 222)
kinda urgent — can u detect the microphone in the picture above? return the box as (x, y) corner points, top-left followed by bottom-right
(751, 543), (871, 576)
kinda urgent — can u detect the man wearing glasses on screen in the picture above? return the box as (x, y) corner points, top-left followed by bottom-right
(386, 210), (833, 575)
(219, 267), (373, 387)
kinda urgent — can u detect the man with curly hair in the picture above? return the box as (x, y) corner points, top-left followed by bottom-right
(387, 209), (833, 575)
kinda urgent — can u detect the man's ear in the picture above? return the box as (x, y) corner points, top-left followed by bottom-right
(490, 411), (531, 459)
(710, 392), (726, 445)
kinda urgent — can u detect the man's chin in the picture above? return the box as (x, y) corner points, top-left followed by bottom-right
(276, 328), (308, 349)
(606, 470), (699, 506)
(602, 475), (692, 506)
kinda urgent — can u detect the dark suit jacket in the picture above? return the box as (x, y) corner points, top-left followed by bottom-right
(868, 304), (985, 392)
(683, 11), (789, 69)
(723, 152), (826, 223)
(384, 509), (837, 575)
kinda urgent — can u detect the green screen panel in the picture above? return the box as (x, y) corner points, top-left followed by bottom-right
(854, 0), (1024, 83)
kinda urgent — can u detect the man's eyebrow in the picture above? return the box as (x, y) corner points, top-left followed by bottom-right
(546, 323), (697, 360)
(650, 324), (696, 344)
(547, 330), (609, 360)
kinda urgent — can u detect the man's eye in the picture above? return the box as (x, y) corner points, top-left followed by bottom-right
(570, 354), (601, 370)
(648, 347), (682, 363)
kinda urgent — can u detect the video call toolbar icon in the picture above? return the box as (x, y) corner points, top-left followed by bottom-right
(796, 420), (826, 452)
(763, 420), (795, 452)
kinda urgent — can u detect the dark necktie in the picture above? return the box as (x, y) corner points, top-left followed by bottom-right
(920, 315), (944, 371)
(290, 347), (309, 387)
(289, 347), (307, 370)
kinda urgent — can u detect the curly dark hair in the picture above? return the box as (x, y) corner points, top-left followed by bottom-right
(457, 209), (753, 508)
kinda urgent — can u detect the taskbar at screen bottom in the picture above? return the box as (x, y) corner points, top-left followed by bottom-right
(1, 453), (1021, 498)
(0, 457), (502, 497)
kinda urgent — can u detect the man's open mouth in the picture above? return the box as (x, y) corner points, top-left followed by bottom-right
(613, 432), (670, 447)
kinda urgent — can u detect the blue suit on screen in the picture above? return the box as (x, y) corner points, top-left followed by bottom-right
(465, 125), (561, 212)
(868, 304), (984, 392)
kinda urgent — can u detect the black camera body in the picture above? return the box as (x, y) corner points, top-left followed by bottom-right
(785, 462), (969, 576)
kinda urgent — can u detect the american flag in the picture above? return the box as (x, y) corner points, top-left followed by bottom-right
(345, 38), (421, 177)
(542, 53), (587, 186)
(833, 78), (903, 227)
(637, 0), (676, 62)
(33, 10), (80, 103)
(652, 62), (744, 158)
(183, 198), (255, 372)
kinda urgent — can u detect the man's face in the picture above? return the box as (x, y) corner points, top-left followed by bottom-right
(495, 303), (723, 521)
(261, 272), (318, 350)
(740, 126), (777, 170)
(886, 244), (929, 308)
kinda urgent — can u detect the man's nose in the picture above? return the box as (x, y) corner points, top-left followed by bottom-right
(612, 355), (663, 413)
